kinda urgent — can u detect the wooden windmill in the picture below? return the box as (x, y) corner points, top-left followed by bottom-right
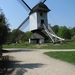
(17, 0), (64, 44)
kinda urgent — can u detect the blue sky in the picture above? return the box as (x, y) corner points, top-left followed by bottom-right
(0, 0), (75, 32)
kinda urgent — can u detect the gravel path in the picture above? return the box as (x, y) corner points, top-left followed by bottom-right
(2, 49), (75, 75)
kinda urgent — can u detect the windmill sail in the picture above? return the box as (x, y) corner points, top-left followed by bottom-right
(42, 0), (46, 3)
(39, 0), (46, 3)
(22, 0), (31, 10)
(17, 16), (29, 31)
(17, 0), (31, 12)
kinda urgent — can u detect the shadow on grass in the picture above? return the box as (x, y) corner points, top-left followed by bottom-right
(0, 56), (43, 75)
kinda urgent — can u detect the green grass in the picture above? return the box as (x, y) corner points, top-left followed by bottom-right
(41, 41), (75, 49)
(2, 41), (75, 49)
(44, 51), (75, 65)
(2, 42), (36, 49)
(2, 41), (75, 65)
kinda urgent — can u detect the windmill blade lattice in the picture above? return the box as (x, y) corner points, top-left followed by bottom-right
(17, 16), (29, 31)
(17, 0), (47, 31)
(39, 0), (46, 3)
(17, 0), (31, 12)
(42, 0), (46, 3)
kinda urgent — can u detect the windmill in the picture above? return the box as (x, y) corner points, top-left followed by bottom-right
(17, 0), (47, 31)
(17, 0), (64, 44)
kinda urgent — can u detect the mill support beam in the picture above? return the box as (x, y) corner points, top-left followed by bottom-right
(43, 24), (65, 43)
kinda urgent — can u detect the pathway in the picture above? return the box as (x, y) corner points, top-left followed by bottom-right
(1, 49), (75, 75)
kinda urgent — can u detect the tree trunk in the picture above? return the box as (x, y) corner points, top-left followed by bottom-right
(0, 45), (2, 58)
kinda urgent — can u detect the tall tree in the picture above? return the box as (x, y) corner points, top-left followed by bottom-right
(22, 31), (32, 42)
(10, 29), (24, 42)
(0, 8), (10, 51)
(57, 26), (71, 39)
(71, 27), (75, 36)
(51, 25), (59, 34)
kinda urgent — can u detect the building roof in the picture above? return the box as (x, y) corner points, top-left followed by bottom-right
(30, 33), (44, 39)
(30, 30), (48, 39)
(16, 34), (25, 42)
(29, 2), (50, 15)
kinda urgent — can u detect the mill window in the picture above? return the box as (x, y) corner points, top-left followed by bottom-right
(40, 13), (43, 16)
(41, 20), (44, 26)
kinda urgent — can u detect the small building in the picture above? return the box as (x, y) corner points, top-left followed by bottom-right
(29, 30), (49, 44)
(15, 34), (25, 43)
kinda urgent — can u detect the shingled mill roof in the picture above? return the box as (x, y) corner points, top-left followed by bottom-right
(29, 2), (50, 15)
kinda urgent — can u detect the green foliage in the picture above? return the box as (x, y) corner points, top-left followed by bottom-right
(3, 41), (75, 49)
(8, 29), (24, 42)
(7, 30), (32, 43)
(44, 51), (75, 65)
(71, 38), (75, 42)
(41, 41), (75, 49)
(22, 31), (32, 42)
(57, 26), (71, 39)
(3, 42), (36, 49)
(71, 27), (75, 36)
(7, 32), (12, 42)
(51, 25), (59, 34)
(0, 10), (10, 45)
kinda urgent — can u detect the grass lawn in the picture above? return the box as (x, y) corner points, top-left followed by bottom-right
(2, 41), (75, 65)
(41, 41), (75, 49)
(2, 41), (75, 49)
(44, 51), (75, 65)
(2, 42), (36, 49)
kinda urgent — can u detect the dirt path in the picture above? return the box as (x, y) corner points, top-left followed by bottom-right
(2, 49), (75, 75)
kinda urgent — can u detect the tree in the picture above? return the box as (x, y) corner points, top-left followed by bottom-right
(0, 8), (10, 57)
(22, 31), (32, 42)
(71, 27), (75, 36)
(10, 29), (24, 43)
(57, 26), (71, 39)
(0, 12), (10, 45)
(51, 25), (59, 34)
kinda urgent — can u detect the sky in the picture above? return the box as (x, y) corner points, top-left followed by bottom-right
(0, 0), (75, 32)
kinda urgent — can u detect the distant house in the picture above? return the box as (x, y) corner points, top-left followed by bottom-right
(29, 30), (49, 44)
(16, 34), (25, 43)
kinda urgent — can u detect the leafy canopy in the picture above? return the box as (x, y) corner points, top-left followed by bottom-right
(0, 8), (10, 45)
